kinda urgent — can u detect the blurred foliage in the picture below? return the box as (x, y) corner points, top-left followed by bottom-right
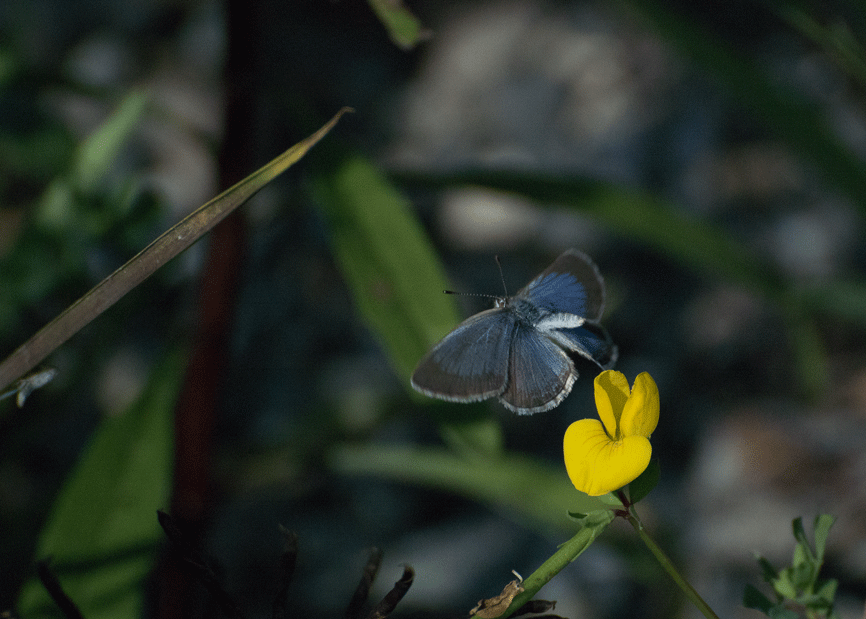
(745, 515), (839, 619)
(310, 151), (458, 382)
(1, 0), (865, 618)
(328, 443), (606, 535)
(16, 350), (183, 619)
(628, 0), (866, 212)
(0, 90), (159, 343)
(0, 107), (351, 391)
(366, 0), (430, 50)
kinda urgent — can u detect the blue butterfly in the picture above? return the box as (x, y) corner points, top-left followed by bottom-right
(411, 249), (617, 414)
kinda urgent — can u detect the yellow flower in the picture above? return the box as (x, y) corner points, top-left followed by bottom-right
(563, 371), (659, 497)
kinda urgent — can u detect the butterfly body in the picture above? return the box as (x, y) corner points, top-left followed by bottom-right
(411, 249), (617, 414)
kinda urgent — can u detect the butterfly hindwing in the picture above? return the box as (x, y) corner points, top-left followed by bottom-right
(498, 322), (577, 414)
(548, 322), (618, 369)
(411, 309), (515, 402)
(518, 249), (605, 320)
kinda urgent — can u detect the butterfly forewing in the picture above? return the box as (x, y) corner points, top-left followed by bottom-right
(411, 309), (515, 402)
(518, 249), (605, 320)
(498, 323), (577, 414)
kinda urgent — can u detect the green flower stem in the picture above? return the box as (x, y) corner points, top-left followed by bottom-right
(626, 511), (720, 619)
(502, 509), (615, 618)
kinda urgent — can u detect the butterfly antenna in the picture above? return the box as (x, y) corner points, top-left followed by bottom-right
(443, 290), (500, 301)
(494, 255), (508, 297)
(443, 254), (509, 301)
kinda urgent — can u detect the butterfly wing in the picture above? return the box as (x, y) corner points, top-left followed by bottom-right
(548, 322), (618, 369)
(517, 249), (605, 320)
(498, 323), (577, 414)
(411, 309), (515, 403)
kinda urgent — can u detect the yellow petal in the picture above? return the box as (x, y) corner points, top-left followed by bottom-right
(620, 372), (660, 438)
(564, 420), (653, 496)
(593, 370), (630, 438)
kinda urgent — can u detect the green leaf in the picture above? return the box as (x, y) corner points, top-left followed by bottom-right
(812, 514), (836, 560)
(17, 349), (186, 619)
(743, 584), (776, 614)
(628, 458), (659, 504)
(34, 92), (149, 235)
(598, 492), (626, 508)
(744, 582), (801, 619)
(768, 606), (801, 619)
(791, 517), (807, 547)
(790, 560), (816, 591)
(328, 443), (606, 533)
(33, 91), (150, 235)
(779, 301), (828, 398)
(755, 555), (779, 584)
(802, 589), (834, 610)
(367, 0), (430, 50)
(773, 569), (797, 599)
(791, 543), (808, 569)
(311, 153), (459, 382)
(815, 578), (839, 603)
(438, 417), (504, 458)
(565, 509), (617, 529)
(73, 90), (149, 193)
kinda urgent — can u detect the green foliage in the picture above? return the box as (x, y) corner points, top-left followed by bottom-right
(744, 515), (839, 619)
(0, 91), (153, 343)
(774, 3), (866, 93)
(502, 509), (616, 618)
(628, 459), (660, 505)
(0, 108), (352, 393)
(3, 1), (865, 617)
(72, 91), (150, 195)
(625, 0), (866, 213)
(329, 443), (606, 534)
(394, 170), (777, 293)
(310, 152), (459, 383)
(391, 168), (835, 396)
(16, 350), (185, 619)
(2, 104), (349, 612)
(366, 0), (429, 50)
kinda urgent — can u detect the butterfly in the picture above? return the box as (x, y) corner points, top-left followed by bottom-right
(411, 249), (617, 414)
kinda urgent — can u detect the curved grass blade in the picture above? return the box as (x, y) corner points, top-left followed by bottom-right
(0, 107), (353, 392)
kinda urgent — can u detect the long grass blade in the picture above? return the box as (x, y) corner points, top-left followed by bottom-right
(0, 107), (352, 391)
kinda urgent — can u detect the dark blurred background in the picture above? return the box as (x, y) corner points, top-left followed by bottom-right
(2, 1), (866, 618)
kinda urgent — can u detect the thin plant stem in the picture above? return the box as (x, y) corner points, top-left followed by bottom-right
(625, 507), (720, 619)
(501, 509), (615, 617)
